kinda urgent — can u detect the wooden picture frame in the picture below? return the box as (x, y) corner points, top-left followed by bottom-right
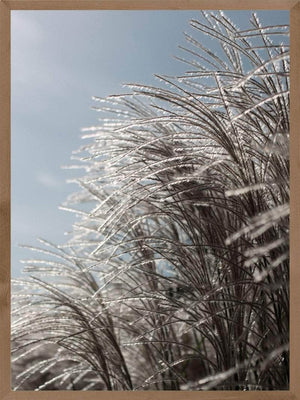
(1, 1), (299, 399)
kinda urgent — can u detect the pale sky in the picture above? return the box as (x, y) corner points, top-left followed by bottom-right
(11, 10), (289, 276)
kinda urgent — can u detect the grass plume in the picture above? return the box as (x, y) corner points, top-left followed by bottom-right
(12, 11), (289, 391)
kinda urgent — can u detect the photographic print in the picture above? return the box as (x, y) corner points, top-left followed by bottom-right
(11, 9), (290, 391)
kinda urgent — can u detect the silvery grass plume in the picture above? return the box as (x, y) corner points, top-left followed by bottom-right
(12, 11), (289, 391)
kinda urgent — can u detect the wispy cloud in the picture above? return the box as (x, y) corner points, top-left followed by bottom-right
(36, 171), (63, 190)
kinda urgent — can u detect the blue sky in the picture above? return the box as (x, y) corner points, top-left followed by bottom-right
(11, 10), (289, 277)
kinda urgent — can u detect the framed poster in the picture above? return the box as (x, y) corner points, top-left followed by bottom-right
(0, 1), (299, 399)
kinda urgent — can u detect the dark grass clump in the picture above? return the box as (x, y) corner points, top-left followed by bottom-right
(12, 11), (289, 391)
